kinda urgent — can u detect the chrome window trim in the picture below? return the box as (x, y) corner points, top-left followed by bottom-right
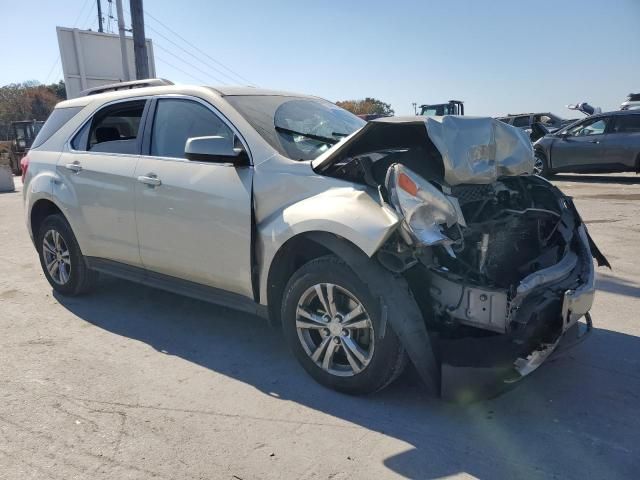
(141, 93), (254, 166)
(66, 95), (151, 156)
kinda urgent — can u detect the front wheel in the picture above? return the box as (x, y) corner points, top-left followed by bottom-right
(534, 151), (552, 178)
(281, 256), (406, 395)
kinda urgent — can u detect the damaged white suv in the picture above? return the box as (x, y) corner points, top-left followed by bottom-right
(23, 80), (608, 400)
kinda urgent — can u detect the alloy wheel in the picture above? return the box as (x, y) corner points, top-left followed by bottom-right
(295, 283), (375, 377)
(42, 229), (71, 285)
(533, 154), (545, 176)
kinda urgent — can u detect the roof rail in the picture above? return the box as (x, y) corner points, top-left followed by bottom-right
(80, 78), (174, 97)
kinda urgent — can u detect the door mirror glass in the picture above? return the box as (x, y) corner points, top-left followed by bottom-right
(185, 135), (248, 165)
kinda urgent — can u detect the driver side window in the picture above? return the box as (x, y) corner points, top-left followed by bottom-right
(150, 98), (233, 159)
(567, 118), (608, 137)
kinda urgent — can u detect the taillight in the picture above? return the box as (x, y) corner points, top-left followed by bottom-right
(20, 155), (29, 182)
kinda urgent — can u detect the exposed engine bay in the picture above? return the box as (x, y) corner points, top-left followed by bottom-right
(319, 117), (609, 397)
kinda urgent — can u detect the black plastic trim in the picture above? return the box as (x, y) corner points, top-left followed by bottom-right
(86, 257), (268, 318)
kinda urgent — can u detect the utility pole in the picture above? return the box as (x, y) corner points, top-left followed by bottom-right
(115, 0), (130, 81)
(97, 0), (104, 32)
(129, 0), (150, 79)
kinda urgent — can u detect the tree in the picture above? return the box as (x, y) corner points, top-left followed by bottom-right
(335, 97), (394, 116)
(48, 80), (67, 101)
(0, 81), (66, 139)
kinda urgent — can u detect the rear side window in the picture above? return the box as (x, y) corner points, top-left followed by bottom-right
(31, 107), (82, 149)
(613, 115), (640, 133)
(72, 100), (146, 154)
(150, 98), (233, 159)
(512, 116), (530, 128)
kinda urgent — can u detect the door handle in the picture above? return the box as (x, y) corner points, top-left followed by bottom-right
(137, 174), (162, 187)
(64, 161), (83, 173)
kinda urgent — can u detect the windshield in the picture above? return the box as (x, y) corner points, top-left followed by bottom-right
(225, 95), (365, 160)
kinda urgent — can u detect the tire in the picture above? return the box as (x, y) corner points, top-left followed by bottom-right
(281, 255), (406, 395)
(36, 214), (97, 296)
(534, 151), (552, 178)
(10, 156), (21, 176)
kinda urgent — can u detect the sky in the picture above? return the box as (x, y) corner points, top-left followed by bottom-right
(1, 0), (639, 116)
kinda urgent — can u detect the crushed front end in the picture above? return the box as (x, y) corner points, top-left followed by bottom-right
(389, 173), (604, 401)
(316, 116), (609, 400)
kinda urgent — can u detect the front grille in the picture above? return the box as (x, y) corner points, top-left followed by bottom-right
(450, 184), (494, 205)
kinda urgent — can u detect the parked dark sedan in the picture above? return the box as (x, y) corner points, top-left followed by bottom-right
(533, 110), (640, 177)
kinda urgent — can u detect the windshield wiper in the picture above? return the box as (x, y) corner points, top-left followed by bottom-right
(275, 126), (339, 145)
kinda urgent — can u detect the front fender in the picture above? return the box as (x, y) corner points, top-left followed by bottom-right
(257, 186), (400, 305)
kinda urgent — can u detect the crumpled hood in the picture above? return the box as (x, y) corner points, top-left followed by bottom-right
(313, 115), (534, 186)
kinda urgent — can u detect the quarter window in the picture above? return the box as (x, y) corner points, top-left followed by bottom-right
(150, 99), (233, 159)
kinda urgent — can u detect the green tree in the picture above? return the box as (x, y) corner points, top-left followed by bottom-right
(0, 81), (65, 139)
(336, 97), (394, 116)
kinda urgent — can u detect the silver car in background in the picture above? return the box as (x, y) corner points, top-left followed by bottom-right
(22, 80), (608, 400)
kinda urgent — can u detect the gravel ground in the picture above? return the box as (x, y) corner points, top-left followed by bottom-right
(1, 174), (639, 480)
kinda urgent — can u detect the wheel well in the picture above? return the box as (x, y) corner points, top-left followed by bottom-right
(30, 200), (63, 238)
(266, 233), (353, 326)
(534, 147), (549, 169)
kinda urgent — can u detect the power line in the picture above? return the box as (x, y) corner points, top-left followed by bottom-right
(80, 1), (97, 30)
(144, 23), (241, 85)
(122, 4), (246, 85)
(153, 42), (228, 85)
(43, 56), (61, 84)
(155, 56), (209, 85)
(144, 9), (255, 86)
(71, 0), (94, 27)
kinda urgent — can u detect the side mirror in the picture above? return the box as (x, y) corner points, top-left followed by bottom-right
(184, 136), (249, 166)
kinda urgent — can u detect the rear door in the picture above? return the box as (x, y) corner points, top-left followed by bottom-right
(550, 116), (610, 171)
(604, 114), (640, 169)
(57, 98), (148, 266)
(134, 96), (254, 297)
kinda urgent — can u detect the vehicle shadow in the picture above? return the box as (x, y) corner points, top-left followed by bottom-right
(54, 276), (640, 479)
(596, 272), (640, 299)
(553, 174), (640, 185)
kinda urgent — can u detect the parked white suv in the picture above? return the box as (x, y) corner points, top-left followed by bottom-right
(23, 80), (608, 400)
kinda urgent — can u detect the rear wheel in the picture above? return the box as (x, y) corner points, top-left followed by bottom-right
(37, 214), (97, 296)
(282, 256), (406, 394)
(10, 156), (21, 176)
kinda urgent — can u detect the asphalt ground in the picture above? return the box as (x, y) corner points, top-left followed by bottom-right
(1, 174), (639, 479)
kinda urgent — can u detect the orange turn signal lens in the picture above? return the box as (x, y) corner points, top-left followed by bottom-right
(397, 172), (418, 196)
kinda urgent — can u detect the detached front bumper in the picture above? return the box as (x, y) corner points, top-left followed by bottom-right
(439, 225), (597, 402)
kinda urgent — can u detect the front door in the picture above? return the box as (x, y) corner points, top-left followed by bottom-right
(56, 99), (147, 266)
(134, 97), (254, 298)
(551, 117), (610, 171)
